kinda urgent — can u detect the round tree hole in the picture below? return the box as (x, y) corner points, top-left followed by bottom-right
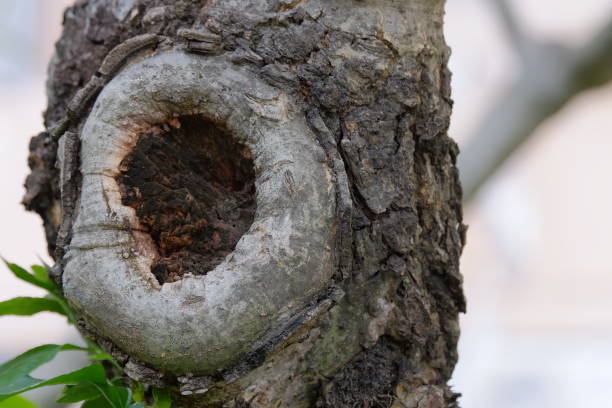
(116, 115), (256, 284)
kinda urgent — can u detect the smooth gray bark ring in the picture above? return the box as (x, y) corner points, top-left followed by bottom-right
(62, 50), (336, 375)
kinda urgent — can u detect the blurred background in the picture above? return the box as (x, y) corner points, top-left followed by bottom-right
(1, 1), (611, 407)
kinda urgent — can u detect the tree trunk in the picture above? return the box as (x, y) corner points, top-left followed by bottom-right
(23, 0), (465, 407)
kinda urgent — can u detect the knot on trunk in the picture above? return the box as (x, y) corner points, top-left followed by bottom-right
(61, 50), (337, 377)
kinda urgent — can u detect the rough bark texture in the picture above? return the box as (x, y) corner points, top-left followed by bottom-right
(24, 1), (466, 407)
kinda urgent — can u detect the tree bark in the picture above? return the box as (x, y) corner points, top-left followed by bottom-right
(23, 0), (465, 407)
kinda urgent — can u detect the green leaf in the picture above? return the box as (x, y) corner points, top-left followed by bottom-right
(43, 293), (78, 326)
(108, 377), (123, 386)
(131, 382), (144, 403)
(0, 344), (104, 401)
(130, 403), (145, 408)
(0, 395), (38, 408)
(88, 352), (116, 363)
(0, 297), (65, 317)
(2, 261), (57, 294)
(29, 266), (50, 283)
(56, 382), (101, 403)
(0, 345), (62, 396)
(83, 397), (113, 408)
(57, 382), (133, 408)
(90, 384), (131, 408)
(152, 388), (171, 408)
(32, 363), (107, 386)
(58, 344), (91, 353)
(0, 364), (107, 401)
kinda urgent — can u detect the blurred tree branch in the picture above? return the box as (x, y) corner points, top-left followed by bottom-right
(459, 1), (612, 202)
(491, 0), (531, 58)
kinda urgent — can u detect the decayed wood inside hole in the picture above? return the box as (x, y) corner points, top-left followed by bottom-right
(116, 115), (256, 284)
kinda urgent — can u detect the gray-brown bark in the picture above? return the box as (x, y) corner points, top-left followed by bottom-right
(23, 0), (465, 407)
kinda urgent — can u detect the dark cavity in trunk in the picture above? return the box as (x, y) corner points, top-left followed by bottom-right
(117, 114), (256, 284)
